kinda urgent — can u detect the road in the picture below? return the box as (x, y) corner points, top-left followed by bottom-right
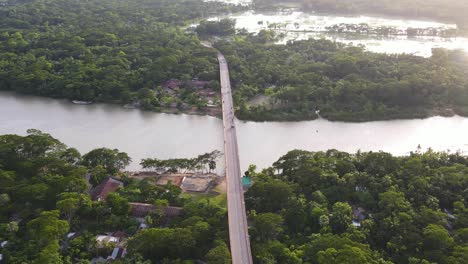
(218, 52), (253, 264)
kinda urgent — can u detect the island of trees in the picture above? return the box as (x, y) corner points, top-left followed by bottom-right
(1, 130), (468, 263)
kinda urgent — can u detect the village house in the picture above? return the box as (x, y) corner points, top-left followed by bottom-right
(0, 240), (7, 261)
(180, 174), (216, 193)
(90, 231), (128, 263)
(163, 79), (182, 90)
(191, 79), (210, 89)
(129, 202), (184, 230)
(96, 234), (120, 246)
(129, 202), (183, 218)
(352, 207), (367, 227)
(155, 175), (185, 187)
(162, 79), (210, 91)
(90, 177), (124, 201)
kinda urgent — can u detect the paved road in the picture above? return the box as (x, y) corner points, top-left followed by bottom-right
(218, 53), (253, 264)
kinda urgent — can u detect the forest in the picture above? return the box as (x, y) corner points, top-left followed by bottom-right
(0, 0), (243, 111)
(215, 37), (468, 121)
(252, 0), (468, 33)
(2, 0), (468, 122)
(243, 148), (468, 263)
(0, 130), (231, 263)
(1, 131), (468, 263)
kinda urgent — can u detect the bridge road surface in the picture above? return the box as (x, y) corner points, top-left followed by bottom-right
(218, 52), (253, 264)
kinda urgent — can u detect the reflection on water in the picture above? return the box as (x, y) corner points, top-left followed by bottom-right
(207, 10), (468, 57)
(2, 91), (468, 172)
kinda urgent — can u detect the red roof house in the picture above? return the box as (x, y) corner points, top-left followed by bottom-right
(91, 177), (124, 201)
(129, 202), (183, 218)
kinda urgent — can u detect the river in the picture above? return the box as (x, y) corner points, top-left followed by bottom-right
(2, 91), (468, 172)
(204, 1), (468, 57)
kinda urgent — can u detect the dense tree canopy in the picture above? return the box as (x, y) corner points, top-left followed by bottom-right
(0, 131), (230, 263)
(2, 0), (468, 122)
(0, 0), (243, 110)
(2, 131), (468, 263)
(245, 149), (468, 263)
(215, 37), (468, 121)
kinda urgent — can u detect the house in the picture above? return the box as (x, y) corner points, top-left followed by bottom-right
(353, 207), (366, 221)
(163, 79), (182, 90)
(109, 247), (127, 260)
(90, 247), (127, 263)
(129, 202), (183, 218)
(96, 235), (120, 245)
(111, 231), (127, 240)
(129, 202), (155, 217)
(191, 80), (209, 89)
(180, 175), (215, 192)
(155, 175), (185, 187)
(198, 89), (217, 97)
(164, 206), (184, 218)
(444, 209), (456, 220)
(162, 79), (209, 90)
(164, 87), (176, 95)
(352, 207), (366, 227)
(91, 177), (124, 201)
(66, 233), (77, 239)
(90, 256), (106, 264)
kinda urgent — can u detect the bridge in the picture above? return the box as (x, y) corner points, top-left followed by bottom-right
(217, 52), (253, 264)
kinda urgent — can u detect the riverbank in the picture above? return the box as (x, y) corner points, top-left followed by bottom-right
(4, 88), (468, 123)
(158, 105), (222, 118)
(237, 104), (468, 122)
(2, 90), (468, 173)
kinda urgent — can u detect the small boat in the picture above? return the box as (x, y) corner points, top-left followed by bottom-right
(123, 104), (136, 109)
(72, 100), (93, 105)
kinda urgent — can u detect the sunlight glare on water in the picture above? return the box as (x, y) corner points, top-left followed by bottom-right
(206, 9), (468, 57)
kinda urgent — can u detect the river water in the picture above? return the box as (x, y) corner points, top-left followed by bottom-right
(2, 92), (468, 172)
(205, 2), (468, 57)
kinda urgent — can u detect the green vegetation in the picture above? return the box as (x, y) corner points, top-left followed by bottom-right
(0, 0), (243, 111)
(2, 131), (468, 263)
(141, 150), (221, 174)
(215, 37), (468, 121)
(0, 130), (230, 263)
(252, 0), (468, 33)
(196, 18), (237, 37)
(245, 149), (468, 264)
